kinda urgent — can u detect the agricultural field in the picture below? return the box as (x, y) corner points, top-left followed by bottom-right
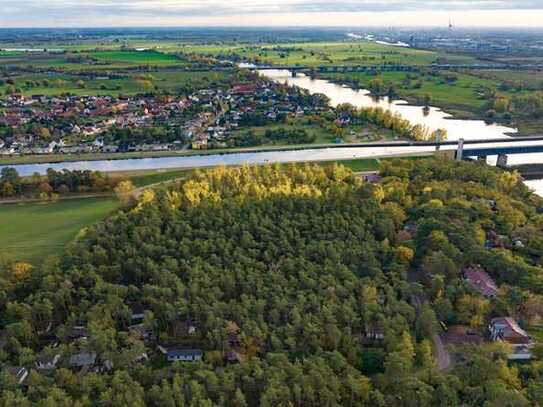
(0, 49), (189, 72)
(87, 50), (184, 66)
(182, 40), (478, 67)
(0, 198), (119, 264)
(0, 70), (229, 97)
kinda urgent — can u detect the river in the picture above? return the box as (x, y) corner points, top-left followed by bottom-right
(258, 69), (543, 194)
(1, 68), (542, 195)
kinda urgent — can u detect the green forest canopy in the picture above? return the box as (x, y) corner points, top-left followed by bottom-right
(2, 159), (543, 406)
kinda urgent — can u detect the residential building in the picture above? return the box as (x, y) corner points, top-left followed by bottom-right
(464, 265), (499, 298)
(69, 352), (97, 368)
(167, 349), (203, 362)
(35, 354), (61, 370)
(3, 366), (28, 384)
(489, 317), (534, 360)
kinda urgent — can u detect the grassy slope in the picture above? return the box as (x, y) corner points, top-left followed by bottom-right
(0, 198), (119, 263)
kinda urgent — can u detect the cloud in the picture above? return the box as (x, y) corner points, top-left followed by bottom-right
(1, 0), (543, 26)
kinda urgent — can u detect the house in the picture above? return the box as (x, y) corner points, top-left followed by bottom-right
(35, 353), (61, 370)
(3, 366), (28, 384)
(101, 145), (118, 153)
(489, 317), (534, 360)
(134, 353), (149, 363)
(172, 320), (197, 338)
(66, 326), (89, 341)
(69, 352), (97, 368)
(130, 307), (148, 324)
(361, 173), (382, 183)
(486, 230), (506, 249)
(231, 84), (256, 96)
(464, 265), (499, 298)
(167, 349), (203, 363)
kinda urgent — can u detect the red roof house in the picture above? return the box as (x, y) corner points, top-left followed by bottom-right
(463, 265), (498, 298)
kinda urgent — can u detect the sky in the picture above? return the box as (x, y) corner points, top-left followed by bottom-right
(2, 0), (543, 28)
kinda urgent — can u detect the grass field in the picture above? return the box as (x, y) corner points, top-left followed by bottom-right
(232, 118), (397, 145)
(88, 50), (182, 65)
(129, 169), (190, 187)
(320, 70), (520, 117)
(183, 41), (478, 67)
(0, 70), (229, 97)
(0, 49), (189, 72)
(0, 198), (119, 263)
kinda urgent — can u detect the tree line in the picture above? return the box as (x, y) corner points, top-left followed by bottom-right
(0, 167), (120, 199)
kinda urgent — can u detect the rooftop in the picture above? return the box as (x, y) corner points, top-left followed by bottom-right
(464, 265), (499, 298)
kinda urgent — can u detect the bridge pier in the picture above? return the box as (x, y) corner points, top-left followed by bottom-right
(291, 71), (297, 78)
(497, 154), (508, 168)
(477, 156), (487, 162)
(455, 138), (464, 161)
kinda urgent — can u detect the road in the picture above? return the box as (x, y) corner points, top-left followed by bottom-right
(410, 293), (453, 372)
(434, 333), (452, 371)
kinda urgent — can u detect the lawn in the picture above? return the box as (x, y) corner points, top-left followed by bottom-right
(0, 198), (119, 264)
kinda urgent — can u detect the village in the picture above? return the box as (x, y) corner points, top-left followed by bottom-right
(0, 79), (330, 157)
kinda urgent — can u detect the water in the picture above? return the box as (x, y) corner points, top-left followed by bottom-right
(2, 68), (543, 195)
(259, 69), (516, 142)
(259, 69), (543, 195)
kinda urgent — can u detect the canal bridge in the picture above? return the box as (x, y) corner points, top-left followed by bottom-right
(241, 63), (543, 76)
(456, 138), (543, 167)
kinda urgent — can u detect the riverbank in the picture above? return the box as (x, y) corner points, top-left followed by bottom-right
(313, 72), (530, 136)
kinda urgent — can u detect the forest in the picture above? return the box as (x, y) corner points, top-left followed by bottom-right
(1, 159), (543, 406)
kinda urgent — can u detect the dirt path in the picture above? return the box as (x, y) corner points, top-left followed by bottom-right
(434, 333), (452, 371)
(410, 293), (453, 372)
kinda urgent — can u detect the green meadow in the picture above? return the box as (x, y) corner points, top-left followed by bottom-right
(88, 50), (183, 65)
(320, 70), (518, 116)
(183, 41), (478, 67)
(0, 70), (229, 97)
(0, 198), (119, 264)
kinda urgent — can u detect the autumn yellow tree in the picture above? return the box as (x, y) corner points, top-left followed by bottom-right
(114, 180), (135, 204)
